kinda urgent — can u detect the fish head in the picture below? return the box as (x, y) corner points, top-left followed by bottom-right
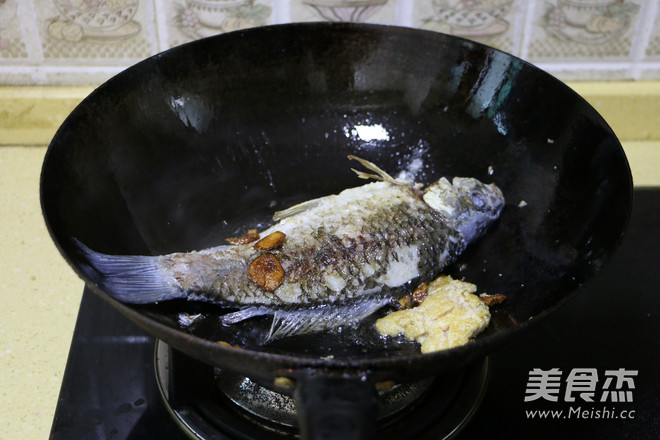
(423, 177), (505, 242)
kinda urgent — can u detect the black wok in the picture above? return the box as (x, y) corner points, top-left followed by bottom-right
(41, 23), (632, 437)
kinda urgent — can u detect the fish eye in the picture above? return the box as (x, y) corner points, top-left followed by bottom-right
(470, 192), (486, 208)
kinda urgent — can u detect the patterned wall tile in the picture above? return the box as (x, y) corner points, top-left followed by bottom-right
(0, 1), (30, 61)
(411, 0), (526, 55)
(0, 0), (658, 85)
(639, 67), (660, 79)
(540, 65), (632, 80)
(525, 0), (643, 62)
(0, 71), (37, 85)
(44, 67), (124, 85)
(35, 0), (158, 62)
(646, 3), (660, 59)
(290, 0), (396, 24)
(160, 0), (274, 49)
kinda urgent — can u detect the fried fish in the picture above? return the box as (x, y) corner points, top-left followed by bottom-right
(77, 156), (505, 340)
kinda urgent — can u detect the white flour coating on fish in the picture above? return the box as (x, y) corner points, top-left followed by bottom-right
(77, 156), (505, 341)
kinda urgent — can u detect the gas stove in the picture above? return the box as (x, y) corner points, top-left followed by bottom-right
(50, 189), (660, 439)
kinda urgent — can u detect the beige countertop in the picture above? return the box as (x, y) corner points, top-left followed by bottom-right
(1, 146), (83, 439)
(0, 83), (658, 439)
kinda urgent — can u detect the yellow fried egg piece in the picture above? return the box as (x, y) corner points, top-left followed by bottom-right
(375, 275), (490, 353)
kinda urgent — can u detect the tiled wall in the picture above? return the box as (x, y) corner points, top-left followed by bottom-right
(1, 0), (659, 86)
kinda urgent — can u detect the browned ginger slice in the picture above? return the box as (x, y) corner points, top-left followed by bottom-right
(397, 281), (429, 310)
(253, 231), (286, 251)
(226, 229), (260, 245)
(479, 293), (507, 306)
(248, 253), (285, 292)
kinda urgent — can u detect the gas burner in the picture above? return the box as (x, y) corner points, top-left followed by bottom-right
(48, 191), (660, 439)
(154, 340), (489, 440)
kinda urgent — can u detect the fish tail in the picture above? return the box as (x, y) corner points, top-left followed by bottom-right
(74, 239), (185, 304)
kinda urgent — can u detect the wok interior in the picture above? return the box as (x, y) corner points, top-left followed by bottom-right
(42, 24), (631, 371)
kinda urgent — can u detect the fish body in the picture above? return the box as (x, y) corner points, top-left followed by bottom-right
(79, 157), (505, 340)
(171, 181), (461, 306)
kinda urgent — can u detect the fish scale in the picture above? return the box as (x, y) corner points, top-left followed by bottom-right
(261, 199), (452, 305)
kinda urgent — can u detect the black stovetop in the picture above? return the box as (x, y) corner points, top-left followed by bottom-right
(50, 189), (660, 440)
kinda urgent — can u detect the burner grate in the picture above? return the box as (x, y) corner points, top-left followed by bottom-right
(154, 340), (488, 440)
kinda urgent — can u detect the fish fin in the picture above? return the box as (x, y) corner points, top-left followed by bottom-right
(348, 155), (396, 183)
(220, 306), (273, 325)
(178, 312), (203, 328)
(74, 238), (185, 304)
(273, 157), (397, 221)
(266, 297), (391, 342)
(273, 198), (323, 221)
